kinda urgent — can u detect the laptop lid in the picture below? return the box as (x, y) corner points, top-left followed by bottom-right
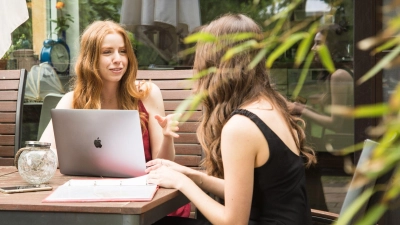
(51, 109), (146, 178)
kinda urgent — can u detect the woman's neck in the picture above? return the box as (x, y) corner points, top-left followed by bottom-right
(100, 83), (119, 109)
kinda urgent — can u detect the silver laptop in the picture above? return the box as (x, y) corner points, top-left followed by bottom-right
(51, 109), (146, 178)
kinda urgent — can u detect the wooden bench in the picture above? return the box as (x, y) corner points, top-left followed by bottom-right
(0, 69), (27, 166)
(137, 69), (203, 218)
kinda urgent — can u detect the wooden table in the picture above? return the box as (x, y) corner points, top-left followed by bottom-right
(0, 166), (189, 225)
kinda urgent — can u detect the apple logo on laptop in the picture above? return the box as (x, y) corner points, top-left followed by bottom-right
(94, 137), (102, 148)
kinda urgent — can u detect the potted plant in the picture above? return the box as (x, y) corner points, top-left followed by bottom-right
(1, 35), (34, 70)
(0, 45), (15, 70)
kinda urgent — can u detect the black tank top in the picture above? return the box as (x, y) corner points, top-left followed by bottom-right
(231, 109), (312, 225)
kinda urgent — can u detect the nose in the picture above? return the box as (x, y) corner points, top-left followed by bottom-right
(113, 52), (122, 63)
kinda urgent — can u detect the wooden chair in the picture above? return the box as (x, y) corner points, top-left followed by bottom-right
(310, 139), (396, 224)
(0, 69), (27, 166)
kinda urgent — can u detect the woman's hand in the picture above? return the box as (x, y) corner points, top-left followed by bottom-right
(147, 165), (188, 189)
(154, 113), (181, 138)
(145, 158), (189, 175)
(287, 101), (305, 116)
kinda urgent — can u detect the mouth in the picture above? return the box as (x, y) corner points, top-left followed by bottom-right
(109, 68), (123, 72)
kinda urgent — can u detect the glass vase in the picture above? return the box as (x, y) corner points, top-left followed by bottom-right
(16, 141), (58, 185)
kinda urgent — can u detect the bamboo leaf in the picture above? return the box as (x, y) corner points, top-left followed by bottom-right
(192, 67), (217, 80)
(372, 37), (400, 54)
(223, 32), (259, 42)
(184, 32), (216, 44)
(291, 52), (314, 98)
(352, 103), (390, 118)
(295, 23), (318, 66)
(266, 32), (307, 68)
(354, 204), (387, 225)
(317, 45), (335, 73)
(223, 40), (258, 61)
(175, 92), (208, 122)
(358, 36), (381, 50)
(334, 187), (375, 225)
(178, 46), (197, 58)
(263, 0), (302, 27)
(357, 44), (400, 85)
(248, 48), (268, 69)
(388, 82), (400, 110)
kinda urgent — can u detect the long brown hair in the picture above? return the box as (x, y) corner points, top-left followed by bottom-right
(194, 14), (316, 178)
(72, 20), (149, 128)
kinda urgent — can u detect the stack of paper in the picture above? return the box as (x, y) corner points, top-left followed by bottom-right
(43, 175), (158, 203)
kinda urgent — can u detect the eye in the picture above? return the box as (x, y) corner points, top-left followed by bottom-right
(119, 49), (127, 54)
(102, 49), (111, 54)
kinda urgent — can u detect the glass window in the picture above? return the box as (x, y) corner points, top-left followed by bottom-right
(270, 0), (354, 213)
(382, 0), (400, 102)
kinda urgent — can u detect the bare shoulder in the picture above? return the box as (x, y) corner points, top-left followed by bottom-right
(136, 81), (161, 99)
(138, 81), (163, 112)
(331, 69), (353, 82)
(222, 114), (259, 139)
(56, 91), (74, 109)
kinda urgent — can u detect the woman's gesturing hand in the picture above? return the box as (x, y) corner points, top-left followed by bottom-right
(154, 113), (181, 138)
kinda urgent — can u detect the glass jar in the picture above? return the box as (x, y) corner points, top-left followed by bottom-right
(16, 141), (58, 185)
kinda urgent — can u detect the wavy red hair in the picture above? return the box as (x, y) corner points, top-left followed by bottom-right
(72, 20), (149, 128)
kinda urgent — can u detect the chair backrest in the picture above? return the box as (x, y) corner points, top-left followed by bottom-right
(37, 93), (64, 140)
(339, 139), (379, 217)
(136, 69), (203, 169)
(311, 139), (380, 224)
(0, 69), (27, 166)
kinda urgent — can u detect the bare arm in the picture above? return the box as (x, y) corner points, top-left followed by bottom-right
(301, 69), (353, 131)
(186, 169), (225, 199)
(147, 115), (258, 225)
(141, 82), (175, 161)
(146, 159), (226, 199)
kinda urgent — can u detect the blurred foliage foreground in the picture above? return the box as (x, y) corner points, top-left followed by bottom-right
(175, 0), (400, 224)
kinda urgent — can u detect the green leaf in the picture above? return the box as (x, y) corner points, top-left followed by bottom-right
(248, 48), (268, 69)
(334, 187), (375, 225)
(192, 67), (217, 80)
(353, 103), (390, 118)
(178, 46), (197, 58)
(263, 0), (302, 27)
(223, 32), (259, 42)
(223, 40), (258, 61)
(295, 23), (318, 66)
(357, 43), (400, 85)
(174, 92), (208, 122)
(291, 52), (314, 98)
(266, 32), (307, 68)
(317, 45), (335, 73)
(184, 32), (216, 44)
(354, 204), (387, 225)
(372, 37), (400, 54)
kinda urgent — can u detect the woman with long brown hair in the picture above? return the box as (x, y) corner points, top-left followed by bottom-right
(146, 14), (316, 225)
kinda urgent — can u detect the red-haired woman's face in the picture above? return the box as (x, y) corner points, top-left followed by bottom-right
(98, 33), (128, 83)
